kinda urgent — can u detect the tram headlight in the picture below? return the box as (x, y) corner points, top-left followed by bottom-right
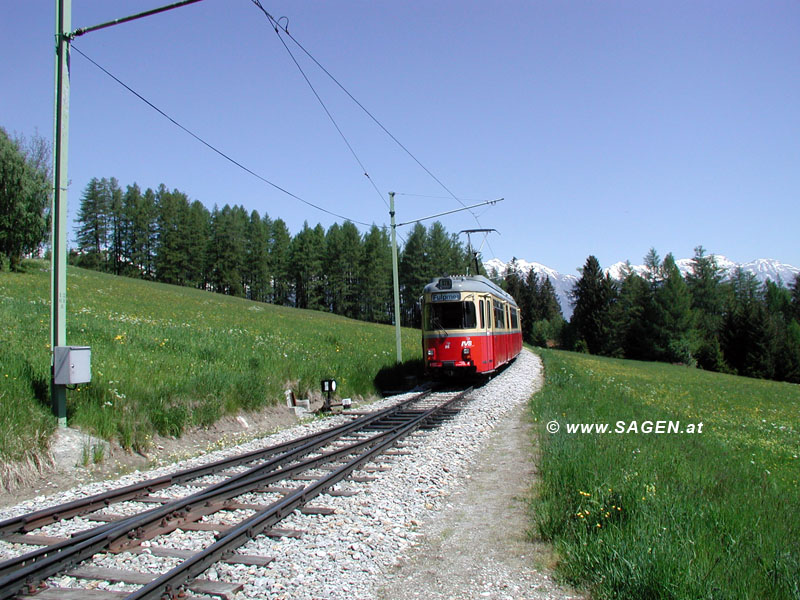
(462, 347), (471, 358)
(427, 349), (435, 359)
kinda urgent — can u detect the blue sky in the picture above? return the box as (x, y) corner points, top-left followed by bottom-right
(2, 1), (798, 275)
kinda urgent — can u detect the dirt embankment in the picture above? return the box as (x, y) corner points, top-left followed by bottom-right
(0, 404), (301, 509)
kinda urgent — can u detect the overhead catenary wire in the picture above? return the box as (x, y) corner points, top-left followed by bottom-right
(250, 3), (500, 258)
(397, 193), (493, 202)
(262, 11), (465, 203)
(70, 44), (372, 227)
(250, 0), (388, 210)
(265, 14), (486, 207)
(397, 194), (498, 254)
(72, 6), (493, 256)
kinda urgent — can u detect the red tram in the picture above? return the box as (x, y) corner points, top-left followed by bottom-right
(421, 275), (523, 376)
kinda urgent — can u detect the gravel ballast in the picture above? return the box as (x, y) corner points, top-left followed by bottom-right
(0, 349), (581, 599)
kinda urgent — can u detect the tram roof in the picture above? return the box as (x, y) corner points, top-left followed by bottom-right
(422, 275), (518, 307)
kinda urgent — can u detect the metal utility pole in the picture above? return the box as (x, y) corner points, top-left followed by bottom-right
(389, 192), (402, 363)
(51, 0), (71, 426)
(388, 196), (503, 365)
(49, 0), (204, 426)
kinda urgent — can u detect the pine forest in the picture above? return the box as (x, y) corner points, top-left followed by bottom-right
(24, 174), (800, 385)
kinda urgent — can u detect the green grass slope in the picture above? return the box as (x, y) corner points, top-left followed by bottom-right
(530, 348), (800, 599)
(0, 261), (421, 466)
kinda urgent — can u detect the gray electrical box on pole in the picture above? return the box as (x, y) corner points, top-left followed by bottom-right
(53, 346), (92, 385)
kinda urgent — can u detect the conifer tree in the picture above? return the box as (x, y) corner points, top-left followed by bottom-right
(209, 204), (247, 296)
(398, 223), (428, 326)
(625, 249), (670, 362)
(522, 268), (545, 345)
(729, 266), (761, 302)
(141, 188), (158, 278)
(686, 246), (726, 370)
(497, 263), (563, 346)
(522, 269), (540, 342)
(427, 221), (464, 276)
(721, 268), (774, 378)
(722, 300), (775, 379)
(653, 254), (694, 363)
(764, 279), (793, 322)
(762, 279), (800, 382)
(120, 183), (142, 275)
(184, 200), (211, 289)
(360, 225), (392, 323)
(289, 221), (325, 310)
(687, 246), (725, 326)
(116, 185), (157, 278)
(338, 221), (363, 319)
(261, 212), (273, 297)
(502, 258), (525, 306)
(643, 247), (662, 287)
(538, 276), (563, 321)
(324, 223), (345, 314)
(154, 185), (191, 285)
(571, 255), (615, 355)
(791, 273), (800, 323)
(309, 223), (327, 310)
(269, 218), (291, 305)
(230, 205), (250, 295)
(106, 178), (124, 274)
(782, 319), (800, 383)
(245, 209), (269, 301)
(609, 265), (651, 359)
(75, 177), (109, 268)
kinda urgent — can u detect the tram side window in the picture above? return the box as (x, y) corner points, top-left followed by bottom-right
(427, 302), (476, 330)
(464, 302), (476, 328)
(493, 300), (505, 329)
(479, 300), (485, 329)
(510, 307), (519, 329)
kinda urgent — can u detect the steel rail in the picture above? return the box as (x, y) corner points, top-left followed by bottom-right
(0, 391), (430, 538)
(128, 387), (473, 600)
(0, 390), (439, 598)
(0, 391), (432, 582)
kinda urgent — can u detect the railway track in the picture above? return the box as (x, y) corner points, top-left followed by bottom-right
(0, 388), (473, 600)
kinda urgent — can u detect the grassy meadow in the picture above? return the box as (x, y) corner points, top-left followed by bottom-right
(530, 348), (799, 599)
(0, 261), (421, 468)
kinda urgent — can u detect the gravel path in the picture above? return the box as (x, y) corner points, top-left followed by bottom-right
(376, 388), (583, 600)
(0, 349), (583, 599)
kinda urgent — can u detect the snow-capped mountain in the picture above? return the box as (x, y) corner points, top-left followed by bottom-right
(739, 258), (800, 284)
(605, 255), (799, 285)
(484, 257), (578, 319)
(485, 256), (799, 320)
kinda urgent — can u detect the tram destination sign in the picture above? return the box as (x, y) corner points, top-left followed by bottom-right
(431, 292), (461, 302)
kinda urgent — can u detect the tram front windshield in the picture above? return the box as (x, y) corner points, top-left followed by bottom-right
(426, 301), (476, 330)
